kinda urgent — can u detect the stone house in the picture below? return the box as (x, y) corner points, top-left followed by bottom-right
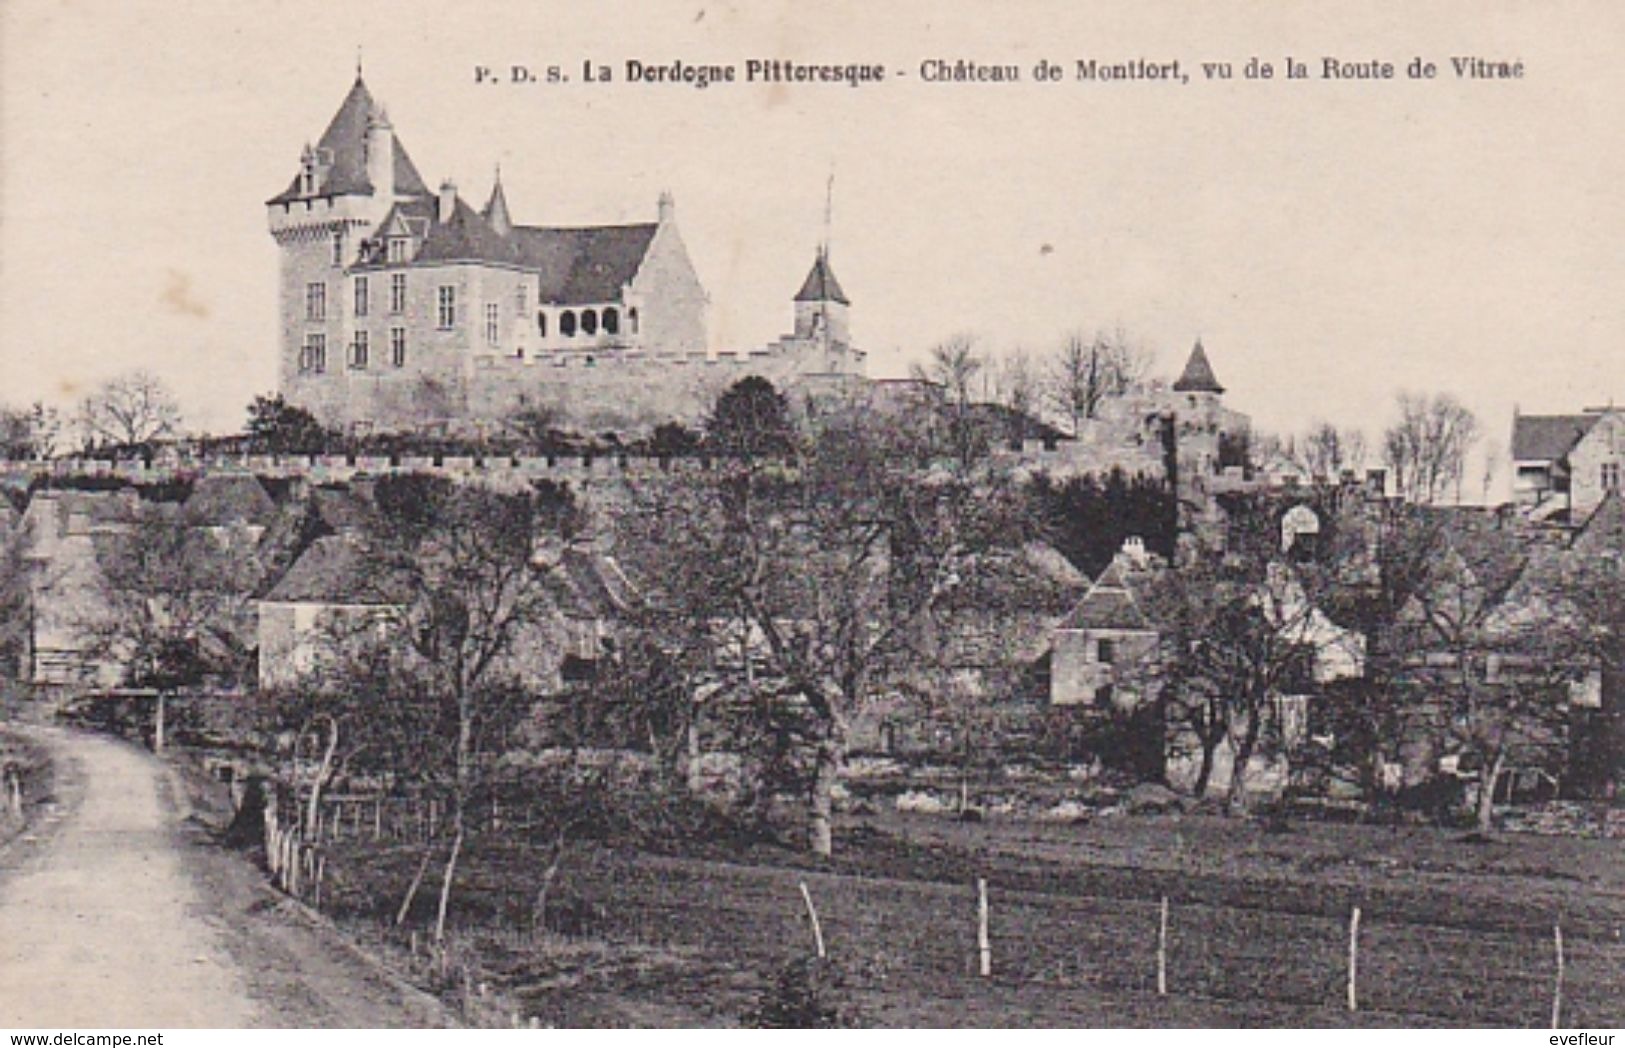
(1511, 406), (1625, 521)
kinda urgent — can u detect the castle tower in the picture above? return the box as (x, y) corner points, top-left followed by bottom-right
(793, 248), (851, 348)
(1172, 338), (1225, 398)
(266, 74), (432, 424)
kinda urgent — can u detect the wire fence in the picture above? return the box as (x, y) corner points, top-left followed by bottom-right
(256, 788), (1623, 1028)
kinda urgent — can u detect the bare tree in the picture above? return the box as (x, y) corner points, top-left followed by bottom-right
(1045, 328), (1153, 437)
(1382, 392), (1480, 505)
(1141, 497), (1327, 808)
(76, 371), (182, 449)
(90, 504), (263, 691)
(991, 348), (1040, 422)
(617, 411), (1034, 856)
(910, 334), (990, 469)
(0, 402), (62, 461)
(1396, 525), (1580, 831)
(0, 524), (30, 681)
(1297, 421), (1367, 482)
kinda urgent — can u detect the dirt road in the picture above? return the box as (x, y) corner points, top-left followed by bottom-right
(0, 727), (450, 1028)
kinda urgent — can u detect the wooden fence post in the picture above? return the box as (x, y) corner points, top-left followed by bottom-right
(1157, 895), (1169, 996)
(798, 880), (827, 959)
(1347, 906), (1361, 1012)
(977, 878), (991, 978)
(1552, 923), (1565, 1029)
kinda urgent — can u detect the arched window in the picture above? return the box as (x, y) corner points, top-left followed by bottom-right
(628, 307), (640, 335)
(537, 311), (548, 338)
(560, 310), (577, 337)
(602, 307), (620, 335)
(582, 309), (599, 336)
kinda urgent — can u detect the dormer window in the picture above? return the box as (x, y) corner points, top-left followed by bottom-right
(388, 237), (409, 264)
(299, 146), (320, 197)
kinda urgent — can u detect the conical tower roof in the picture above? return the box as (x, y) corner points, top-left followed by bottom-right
(482, 168), (513, 236)
(1172, 339), (1225, 394)
(268, 75), (430, 204)
(794, 250), (849, 306)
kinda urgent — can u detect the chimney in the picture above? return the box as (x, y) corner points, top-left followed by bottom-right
(438, 180), (457, 224)
(657, 190), (675, 225)
(366, 105), (394, 202)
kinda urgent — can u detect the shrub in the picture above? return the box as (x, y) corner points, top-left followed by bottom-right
(742, 958), (852, 1028)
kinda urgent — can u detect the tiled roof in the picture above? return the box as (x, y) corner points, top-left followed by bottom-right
(182, 474), (275, 528)
(1572, 491), (1625, 555)
(1511, 413), (1597, 462)
(1172, 339), (1225, 394)
(311, 485), (376, 534)
(1056, 561), (1152, 631)
(795, 252), (849, 305)
(554, 549), (639, 619)
(267, 77), (430, 205)
(263, 535), (403, 604)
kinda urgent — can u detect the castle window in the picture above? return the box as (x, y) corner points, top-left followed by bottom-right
(300, 333), (327, 374)
(354, 276), (369, 318)
(581, 309), (599, 336)
(331, 231), (345, 266)
(305, 282), (326, 322)
(1096, 638), (1117, 664)
(537, 311), (548, 338)
(1605, 462), (1621, 491)
(351, 331), (369, 370)
(628, 307), (639, 335)
(516, 283), (527, 317)
(387, 238), (408, 264)
(602, 307), (620, 336)
(437, 286), (457, 329)
(390, 327), (407, 368)
(390, 273), (406, 314)
(560, 310), (577, 338)
(485, 303), (500, 345)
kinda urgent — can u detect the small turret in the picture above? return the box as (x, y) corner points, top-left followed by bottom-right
(366, 104), (394, 203)
(483, 167), (512, 237)
(657, 190), (675, 225)
(1172, 338), (1225, 395)
(793, 248), (850, 346)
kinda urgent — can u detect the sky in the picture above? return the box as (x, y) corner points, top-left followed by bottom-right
(2, 0), (1621, 487)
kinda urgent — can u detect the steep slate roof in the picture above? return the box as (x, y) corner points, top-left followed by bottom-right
(183, 474), (276, 528)
(511, 224), (658, 304)
(483, 174), (513, 236)
(417, 197), (523, 265)
(1511, 413), (1598, 462)
(287, 77), (662, 305)
(795, 252), (849, 305)
(267, 76), (430, 205)
(1056, 561), (1152, 631)
(1172, 339), (1225, 394)
(263, 535), (404, 604)
(554, 549), (640, 619)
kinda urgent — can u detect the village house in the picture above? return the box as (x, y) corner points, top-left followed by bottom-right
(1511, 406), (1625, 522)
